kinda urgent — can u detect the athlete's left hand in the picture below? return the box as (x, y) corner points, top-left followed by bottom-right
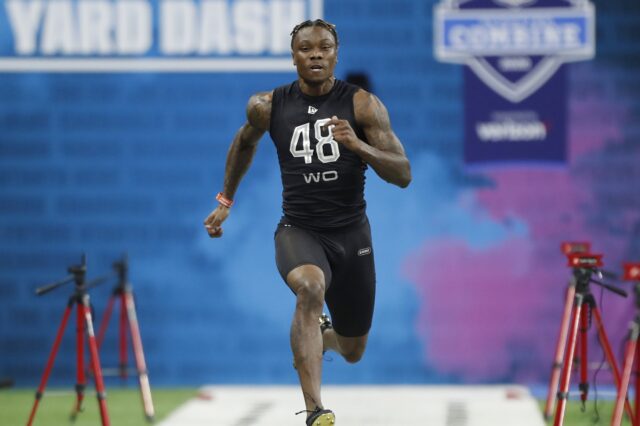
(325, 115), (361, 151)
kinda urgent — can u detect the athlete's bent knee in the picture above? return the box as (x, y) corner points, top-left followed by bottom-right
(337, 334), (368, 364)
(293, 278), (325, 309)
(343, 348), (365, 364)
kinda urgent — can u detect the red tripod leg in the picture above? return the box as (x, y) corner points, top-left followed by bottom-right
(81, 295), (111, 426)
(97, 295), (116, 349)
(612, 323), (639, 426)
(578, 305), (589, 405)
(119, 292), (128, 379)
(26, 304), (73, 426)
(125, 291), (155, 420)
(631, 344), (640, 426)
(592, 307), (635, 423)
(71, 301), (87, 419)
(636, 340), (640, 426)
(554, 294), (584, 426)
(544, 284), (576, 420)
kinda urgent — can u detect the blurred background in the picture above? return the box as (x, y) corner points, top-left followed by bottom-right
(0, 0), (638, 395)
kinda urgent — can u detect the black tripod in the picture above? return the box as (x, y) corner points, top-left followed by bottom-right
(96, 255), (155, 421)
(27, 255), (111, 426)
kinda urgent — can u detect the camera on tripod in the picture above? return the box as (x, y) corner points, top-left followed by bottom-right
(612, 261), (640, 425)
(560, 241), (591, 255)
(623, 262), (640, 281)
(545, 242), (633, 426)
(566, 253), (602, 269)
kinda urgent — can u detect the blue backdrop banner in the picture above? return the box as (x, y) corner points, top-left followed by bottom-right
(435, 0), (594, 164)
(0, 0), (323, 72)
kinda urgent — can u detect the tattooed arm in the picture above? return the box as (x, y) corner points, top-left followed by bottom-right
(204, 91), (272, 238)
(325, 90), (411, 188)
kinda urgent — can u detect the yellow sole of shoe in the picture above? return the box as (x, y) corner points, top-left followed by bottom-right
(310, 412), (335, 425)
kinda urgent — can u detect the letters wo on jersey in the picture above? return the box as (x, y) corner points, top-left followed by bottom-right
(434, 0), (595, 103)
(0, 0), (323, 72)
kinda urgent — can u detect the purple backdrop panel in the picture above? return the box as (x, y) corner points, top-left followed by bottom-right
(464, 65), (567, 164)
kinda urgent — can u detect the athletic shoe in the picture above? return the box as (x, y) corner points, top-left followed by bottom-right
(319, 313), (333, 334)
(306, 407), (335, 425)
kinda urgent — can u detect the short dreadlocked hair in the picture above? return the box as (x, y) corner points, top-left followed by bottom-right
(290, 19), (339, 49)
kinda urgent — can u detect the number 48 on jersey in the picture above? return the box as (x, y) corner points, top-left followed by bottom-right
(289, 118), (341, 164)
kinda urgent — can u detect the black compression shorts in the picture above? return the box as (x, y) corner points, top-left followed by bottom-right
(274, 216), (376, 337)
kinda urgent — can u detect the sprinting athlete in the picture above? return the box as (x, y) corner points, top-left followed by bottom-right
(204, 19), (411, 426)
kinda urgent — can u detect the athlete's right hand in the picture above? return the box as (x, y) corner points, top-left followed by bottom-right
(203, 205), (230, 238)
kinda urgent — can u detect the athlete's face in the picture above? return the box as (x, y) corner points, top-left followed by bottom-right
(291, 26), (338, 84)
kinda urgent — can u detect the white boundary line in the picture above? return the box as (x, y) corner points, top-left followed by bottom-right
(158, 385), (546, 426)
(0, 58), (297, 73)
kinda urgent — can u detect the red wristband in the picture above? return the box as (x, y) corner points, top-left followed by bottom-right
(216, 192), (234, 208)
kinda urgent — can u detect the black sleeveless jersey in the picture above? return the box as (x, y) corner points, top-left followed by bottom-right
(269, 80), (367, 231)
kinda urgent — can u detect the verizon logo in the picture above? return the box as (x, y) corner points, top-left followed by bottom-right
(476, 120), (547, 142)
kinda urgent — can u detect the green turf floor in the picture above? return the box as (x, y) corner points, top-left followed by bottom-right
(540, 400), (632, 425)
(0, 387), (633, 425)
(0, 388), (195, 426)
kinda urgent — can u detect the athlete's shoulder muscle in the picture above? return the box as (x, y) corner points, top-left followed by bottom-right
(246, 91), (273, 132)
(352, 89), (406, 155)
(352, 89), (391, 132)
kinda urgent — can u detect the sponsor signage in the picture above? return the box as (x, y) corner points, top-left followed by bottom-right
(0, 0), (323, 72)
(567, 253), (603, 268)
(434, 0), (595, 164)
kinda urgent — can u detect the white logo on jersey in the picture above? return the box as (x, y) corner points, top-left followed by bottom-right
(358, 247), (372, 256)
(303, 170), (338, 183)
(307, 106), (318, 114)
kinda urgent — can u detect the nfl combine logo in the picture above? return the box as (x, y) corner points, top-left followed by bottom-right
(434, 0), (595, 103)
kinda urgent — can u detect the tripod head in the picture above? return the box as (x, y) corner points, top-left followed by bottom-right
(622, 263), (640, 309)
(36, 255), (88, 296)
(566, 253), (627, 298)
(112, 254), (129, 285)
(562, 242), (620, 278)
(35, 255), (114, 296)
